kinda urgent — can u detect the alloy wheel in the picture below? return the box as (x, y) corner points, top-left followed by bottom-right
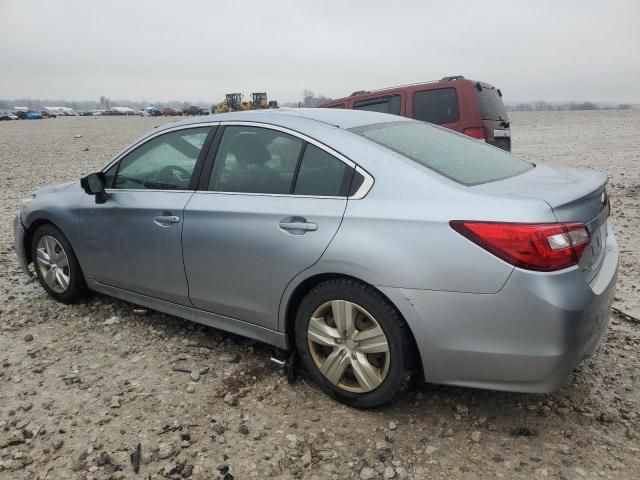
(36, 235), (71, 293)
(307, 300), (390, 393)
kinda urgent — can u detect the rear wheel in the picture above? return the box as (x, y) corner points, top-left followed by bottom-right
(31, 224), (86, 303)
(295, 279), (416, 408)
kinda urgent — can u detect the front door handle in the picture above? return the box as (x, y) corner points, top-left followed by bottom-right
(279, 217), (318, 235)
(154, 215), (180, 225)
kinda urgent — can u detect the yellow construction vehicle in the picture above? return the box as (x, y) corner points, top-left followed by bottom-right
(213, 92), (278, 114)
(213, 93), (251, 114)
(251, 92), (268, 109)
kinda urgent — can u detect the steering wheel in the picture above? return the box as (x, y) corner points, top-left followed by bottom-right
(151, 165), (190, 189)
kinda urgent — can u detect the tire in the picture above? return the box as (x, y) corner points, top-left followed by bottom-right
(294, 278), (417, 408)
(31, 224), (87, 304)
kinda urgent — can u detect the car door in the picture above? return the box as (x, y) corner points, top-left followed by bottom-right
(182, 123), (359, 330)
(78, 125), (215, 305)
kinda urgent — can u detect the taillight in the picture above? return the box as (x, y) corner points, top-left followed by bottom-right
(450, 221), (591, 272)
(463, 127), (486, 141)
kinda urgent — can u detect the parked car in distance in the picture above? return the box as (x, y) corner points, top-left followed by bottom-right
(141, 107), (162, 117)
(320, 75), (512, 151)
(26, 111), (43, 119)
(14, 108), (617, 407)
(0, 111), (19, 120)
(183, 105), (206, 116)
(163, 107), (183, 116)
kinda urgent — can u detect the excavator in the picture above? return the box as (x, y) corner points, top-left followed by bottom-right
(213, 92), (279, 114)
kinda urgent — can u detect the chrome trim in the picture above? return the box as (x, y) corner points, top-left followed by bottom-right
(101, 121), (221, 172)
(101, 120), (375, 200)
(104, 189), (193, 194)
(216, 121), (374, 199)
(190, 191), (347, 200)
(352, 166), (374, 200)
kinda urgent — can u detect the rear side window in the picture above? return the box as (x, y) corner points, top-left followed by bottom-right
(207, 126), (354, 196)
(412, 88), (459, 124)
(477, 88), (509, 121)
(294, 144), (350, 196)
(349, 121), (532, 186)
(208, 126), (303, 194)
(354, 95), (401, 115)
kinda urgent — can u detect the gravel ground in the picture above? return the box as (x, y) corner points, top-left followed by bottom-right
(0, 111), (638, 480)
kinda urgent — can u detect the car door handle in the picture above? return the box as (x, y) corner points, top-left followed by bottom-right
(154, 215), (180, 224)
(279, 219), (318, 233)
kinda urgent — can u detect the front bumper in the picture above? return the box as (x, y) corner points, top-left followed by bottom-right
(13, 214), (30, 276)
(381, 223), (619, 393)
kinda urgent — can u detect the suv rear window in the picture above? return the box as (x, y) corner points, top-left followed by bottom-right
(354, 95), (401, 115)
(349, 121), (532, 186)
(412, 88), (459, 124)
(476, 88), (509, 121)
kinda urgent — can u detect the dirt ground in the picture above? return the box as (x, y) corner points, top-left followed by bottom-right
(0, 111), (638, 480)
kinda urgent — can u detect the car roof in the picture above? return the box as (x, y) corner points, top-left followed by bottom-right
(156, 108), (410, 133)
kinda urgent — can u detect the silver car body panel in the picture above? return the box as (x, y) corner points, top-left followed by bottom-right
(78, 191), (194, 305)
(182, 193), (347, 330)
(15, 108), (619, 393)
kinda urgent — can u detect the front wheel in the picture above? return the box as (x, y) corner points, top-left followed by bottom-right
(31, 224), (87, 304)
(294, 279), (417, 408)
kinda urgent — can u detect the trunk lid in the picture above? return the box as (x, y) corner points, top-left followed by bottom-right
(472, 165), (609, 281)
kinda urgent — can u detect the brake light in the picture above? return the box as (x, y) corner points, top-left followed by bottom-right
(463, 127), (486, 140)
(450, 221), (591, 272)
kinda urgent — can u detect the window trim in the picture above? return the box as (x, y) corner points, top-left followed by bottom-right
(197, 121), (374, 200)
(101, 122), (219, 193)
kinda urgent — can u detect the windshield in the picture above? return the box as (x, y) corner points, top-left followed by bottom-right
(348, 121), (532, 186)
(476, 88), (509, 121)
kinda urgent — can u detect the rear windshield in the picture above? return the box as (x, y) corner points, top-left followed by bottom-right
(476, 88), (509, 121)
(348, 121), (532, 186)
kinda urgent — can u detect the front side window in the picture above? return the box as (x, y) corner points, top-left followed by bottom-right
(112, 127), (210, 190)
(354, 95), (401, 115)
(208, 126), (303, 194)
(349, 121), (533, 186)
(412, 88), (459, 124)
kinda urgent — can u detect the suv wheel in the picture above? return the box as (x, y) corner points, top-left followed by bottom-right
(295, 279), (416, 408)
(31, 224), (87, 304)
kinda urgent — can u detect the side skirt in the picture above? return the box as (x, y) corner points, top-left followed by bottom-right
(86, 279), (288, 349)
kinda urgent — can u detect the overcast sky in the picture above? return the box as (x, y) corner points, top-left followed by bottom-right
(1, 0), (639, 104)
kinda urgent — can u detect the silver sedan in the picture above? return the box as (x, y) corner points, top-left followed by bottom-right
(14, 108), (618, 407)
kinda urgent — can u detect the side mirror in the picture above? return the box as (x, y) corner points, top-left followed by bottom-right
(80, 172), (108, 204)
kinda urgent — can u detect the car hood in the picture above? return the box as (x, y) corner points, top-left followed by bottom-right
(36, 180), (80, 195)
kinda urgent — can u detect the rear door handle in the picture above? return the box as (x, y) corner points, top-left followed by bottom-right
(279, 222), (318, 231)
(154, 215), (180, 224)
(279, 217), (318, 234)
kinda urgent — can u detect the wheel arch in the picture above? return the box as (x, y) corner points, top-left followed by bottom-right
(23, 217), (61, 264)
(282, 272), (423, 377)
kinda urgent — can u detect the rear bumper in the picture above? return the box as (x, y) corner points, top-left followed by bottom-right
(13, 214), (30, 276)
(381, 223), (619, 393)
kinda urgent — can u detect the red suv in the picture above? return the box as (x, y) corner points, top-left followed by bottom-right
(319, 76), (511, 151)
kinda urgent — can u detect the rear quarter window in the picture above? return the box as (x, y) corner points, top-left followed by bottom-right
(412, 88), (459, 124)
(349, 121), (532, 186)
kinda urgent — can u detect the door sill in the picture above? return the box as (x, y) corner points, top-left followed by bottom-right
(86, 279), (287, 349)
